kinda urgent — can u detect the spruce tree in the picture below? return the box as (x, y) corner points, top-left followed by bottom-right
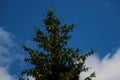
(19, 8), (95, 80)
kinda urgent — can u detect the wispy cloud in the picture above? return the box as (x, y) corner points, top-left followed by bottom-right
(27, 76), (35, 80)
(0, 67), (14, 80)
(0, 27), (15, 80)
(80, 48), (120, 80)
(0, 28), (16, 66)
(0, 27), (34, 80)
(0, 28), (14, 47)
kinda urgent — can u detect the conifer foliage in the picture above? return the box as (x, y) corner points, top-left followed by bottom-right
(19, 8), (95, 80)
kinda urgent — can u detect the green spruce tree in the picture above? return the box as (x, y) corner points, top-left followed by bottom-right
(19, 8), (95, 80)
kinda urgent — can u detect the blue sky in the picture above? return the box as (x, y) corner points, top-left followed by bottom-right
(0, 0), (120, 80)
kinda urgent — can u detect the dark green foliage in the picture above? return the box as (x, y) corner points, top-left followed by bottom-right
(19, 8), (95, 80)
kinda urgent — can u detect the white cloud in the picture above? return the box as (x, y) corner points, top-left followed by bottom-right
(0, 67), (14, 80)
(0, 28), (14, 66)
(0, 27), (34, 80)
(80, 48), (120, 80)
(27, 76), (35, 80)
(0, 28), (14, 47)
(0, 27), (15, 80)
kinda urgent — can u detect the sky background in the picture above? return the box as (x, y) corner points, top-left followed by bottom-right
(0, 0), (120, 80)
